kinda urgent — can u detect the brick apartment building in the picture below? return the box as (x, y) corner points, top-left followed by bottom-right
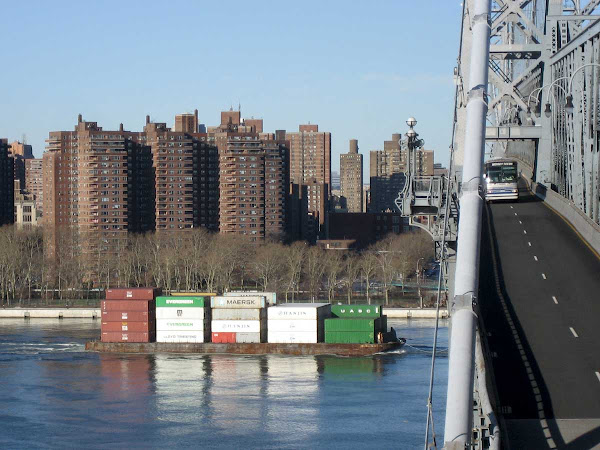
(369, 132), (434, 212)
(0, 139), (14, 226)
(219, 136), (289, 241)
(43, 115), (221, 261)
(25, 158), (43, 214)
(340, 139), (363, 212)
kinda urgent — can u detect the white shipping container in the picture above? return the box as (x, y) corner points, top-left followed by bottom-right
(267, 319), (318, 332)
(211, 308), (265, 321)
(236, 332), (262, 343)
(156, 307), (208, 320)
(156, 330), (207, 343)
(211, 320), (262, 333)
(225, 291), (277, 305)
(212, 296), (266, 309)
(267, 303), (331, 320)
(156, 318), (208, 331)
(267, 331), (318, 344)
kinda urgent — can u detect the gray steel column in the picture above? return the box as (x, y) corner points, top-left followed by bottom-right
(444, 0), (491, 447)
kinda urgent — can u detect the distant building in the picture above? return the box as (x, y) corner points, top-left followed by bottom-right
(0, 139), (14, 226)
(434, 162), (448, 177)
(219, 136), (289, 241)
(340, 139), (363, 212)
(174, 110), (199, 133)
(14, 189), (39, 229)
(8, 141), (33, 159)
(25, 158), (43, 215)
(331, 171), (340, 190)
(322, 211), (407, 249)
(369, 132), (435, 212)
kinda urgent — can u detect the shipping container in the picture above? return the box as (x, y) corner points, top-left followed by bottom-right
(101, 300), (155, 312)
(169, 292), (216, 297)
(212, 332), (236, 343)
(324, 331), (375, 344)
(155, 318), (208, 331)
(224, 291), (277, 305)
(155, 296), (207, 308)
(155, 307), (208, 320)
(105, 288), (160, 300)
(267, 303), (331, 320)
(331, 304), (381, 318)
(211, 296), (266, 309)
(235, 332), (262, 343)
(102, 311), (155, 322)
(267, 331), (319, 344)
(211, 308), (265, 321)
(211, 320), (262, 333)
(101, 331), (155, 343)
(324, 317), (382, 332)
(101, 321), (154, 332)
(267, 320), (318, 333)
(156, 330), (209, 343)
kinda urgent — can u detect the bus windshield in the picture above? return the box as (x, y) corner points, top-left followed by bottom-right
(486, 164), (517, 183)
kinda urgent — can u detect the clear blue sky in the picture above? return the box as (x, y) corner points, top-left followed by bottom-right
(1, 0), (462, 172)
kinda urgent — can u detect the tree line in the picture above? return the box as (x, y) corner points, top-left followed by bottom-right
(0, 225), (434, 306)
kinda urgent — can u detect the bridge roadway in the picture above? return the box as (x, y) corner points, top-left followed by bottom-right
(478, 179), (600, 449)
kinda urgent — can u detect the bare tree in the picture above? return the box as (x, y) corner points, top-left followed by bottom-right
(282, 242), (305, 302)
(251, 242), (285, 292)
(343, 252), (361, 304)
(324, 251), (343, 302)
(360, 250), (379, 305)
(303, 246), (326, 302)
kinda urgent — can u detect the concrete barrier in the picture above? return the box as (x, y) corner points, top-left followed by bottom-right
(0, 308), (100, 319)
(383, 308), (448, 319)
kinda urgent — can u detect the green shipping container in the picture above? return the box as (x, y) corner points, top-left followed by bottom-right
(324, 331), (375, 344)
(324, 318), (381, 332)
(155, 296), (206, 308)
(330, 305), (381, 318)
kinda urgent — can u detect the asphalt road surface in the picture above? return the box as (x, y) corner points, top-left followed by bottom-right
(478, 179), (600, 449)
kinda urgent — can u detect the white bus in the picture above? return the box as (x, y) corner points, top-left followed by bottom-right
(483, 159), (519, 202)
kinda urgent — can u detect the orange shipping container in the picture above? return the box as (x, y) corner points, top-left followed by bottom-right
(101, 300), (155, 312)
(105, 288), (160, 300)
(101, 321), (155, 333)
(101, 331), (155, 343)
(102, 310), (155, 322)
(212, 332), (236, 343)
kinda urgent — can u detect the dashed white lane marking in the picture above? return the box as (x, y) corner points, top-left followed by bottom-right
(534, 256), (538, 261)
(514, 212), (518, 216)
(552, 296), (558, 304)
(510, 206), (514, 209)
(569, 327), (579, 338)
(528, 242), (532, 247)
(542, 273), (547, 280)
(596, 371), (600, 383)
(519, 220), (522, 224)
(524, 230), (527, 235)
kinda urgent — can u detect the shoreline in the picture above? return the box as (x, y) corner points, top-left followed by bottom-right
(0, 307), (448, 320)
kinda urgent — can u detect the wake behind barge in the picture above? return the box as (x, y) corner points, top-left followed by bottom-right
(85, 340), (405, 357)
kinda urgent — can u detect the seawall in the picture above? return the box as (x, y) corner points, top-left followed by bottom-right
(0, 308), (100, 319)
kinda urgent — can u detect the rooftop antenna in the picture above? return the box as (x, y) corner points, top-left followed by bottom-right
(238, 101), (241, 112)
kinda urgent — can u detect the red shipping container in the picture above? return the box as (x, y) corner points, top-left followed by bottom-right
(102, 310), (155, 321)
(105, 288), (160, 300)
(101, 331), (155, 343)
(101, 300), (155, 312)
(212, 332), (236, 343)
(101, 321), (155, 332)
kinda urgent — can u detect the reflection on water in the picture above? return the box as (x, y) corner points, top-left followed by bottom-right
(0, 318), (448, 449)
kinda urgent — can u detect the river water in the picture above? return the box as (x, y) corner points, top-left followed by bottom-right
(0, 318), (448, 449)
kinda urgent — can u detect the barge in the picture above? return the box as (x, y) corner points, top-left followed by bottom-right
(85, 339), (405, 357)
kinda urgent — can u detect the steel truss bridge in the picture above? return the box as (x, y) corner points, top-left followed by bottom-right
(396, 1), (600, 448)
